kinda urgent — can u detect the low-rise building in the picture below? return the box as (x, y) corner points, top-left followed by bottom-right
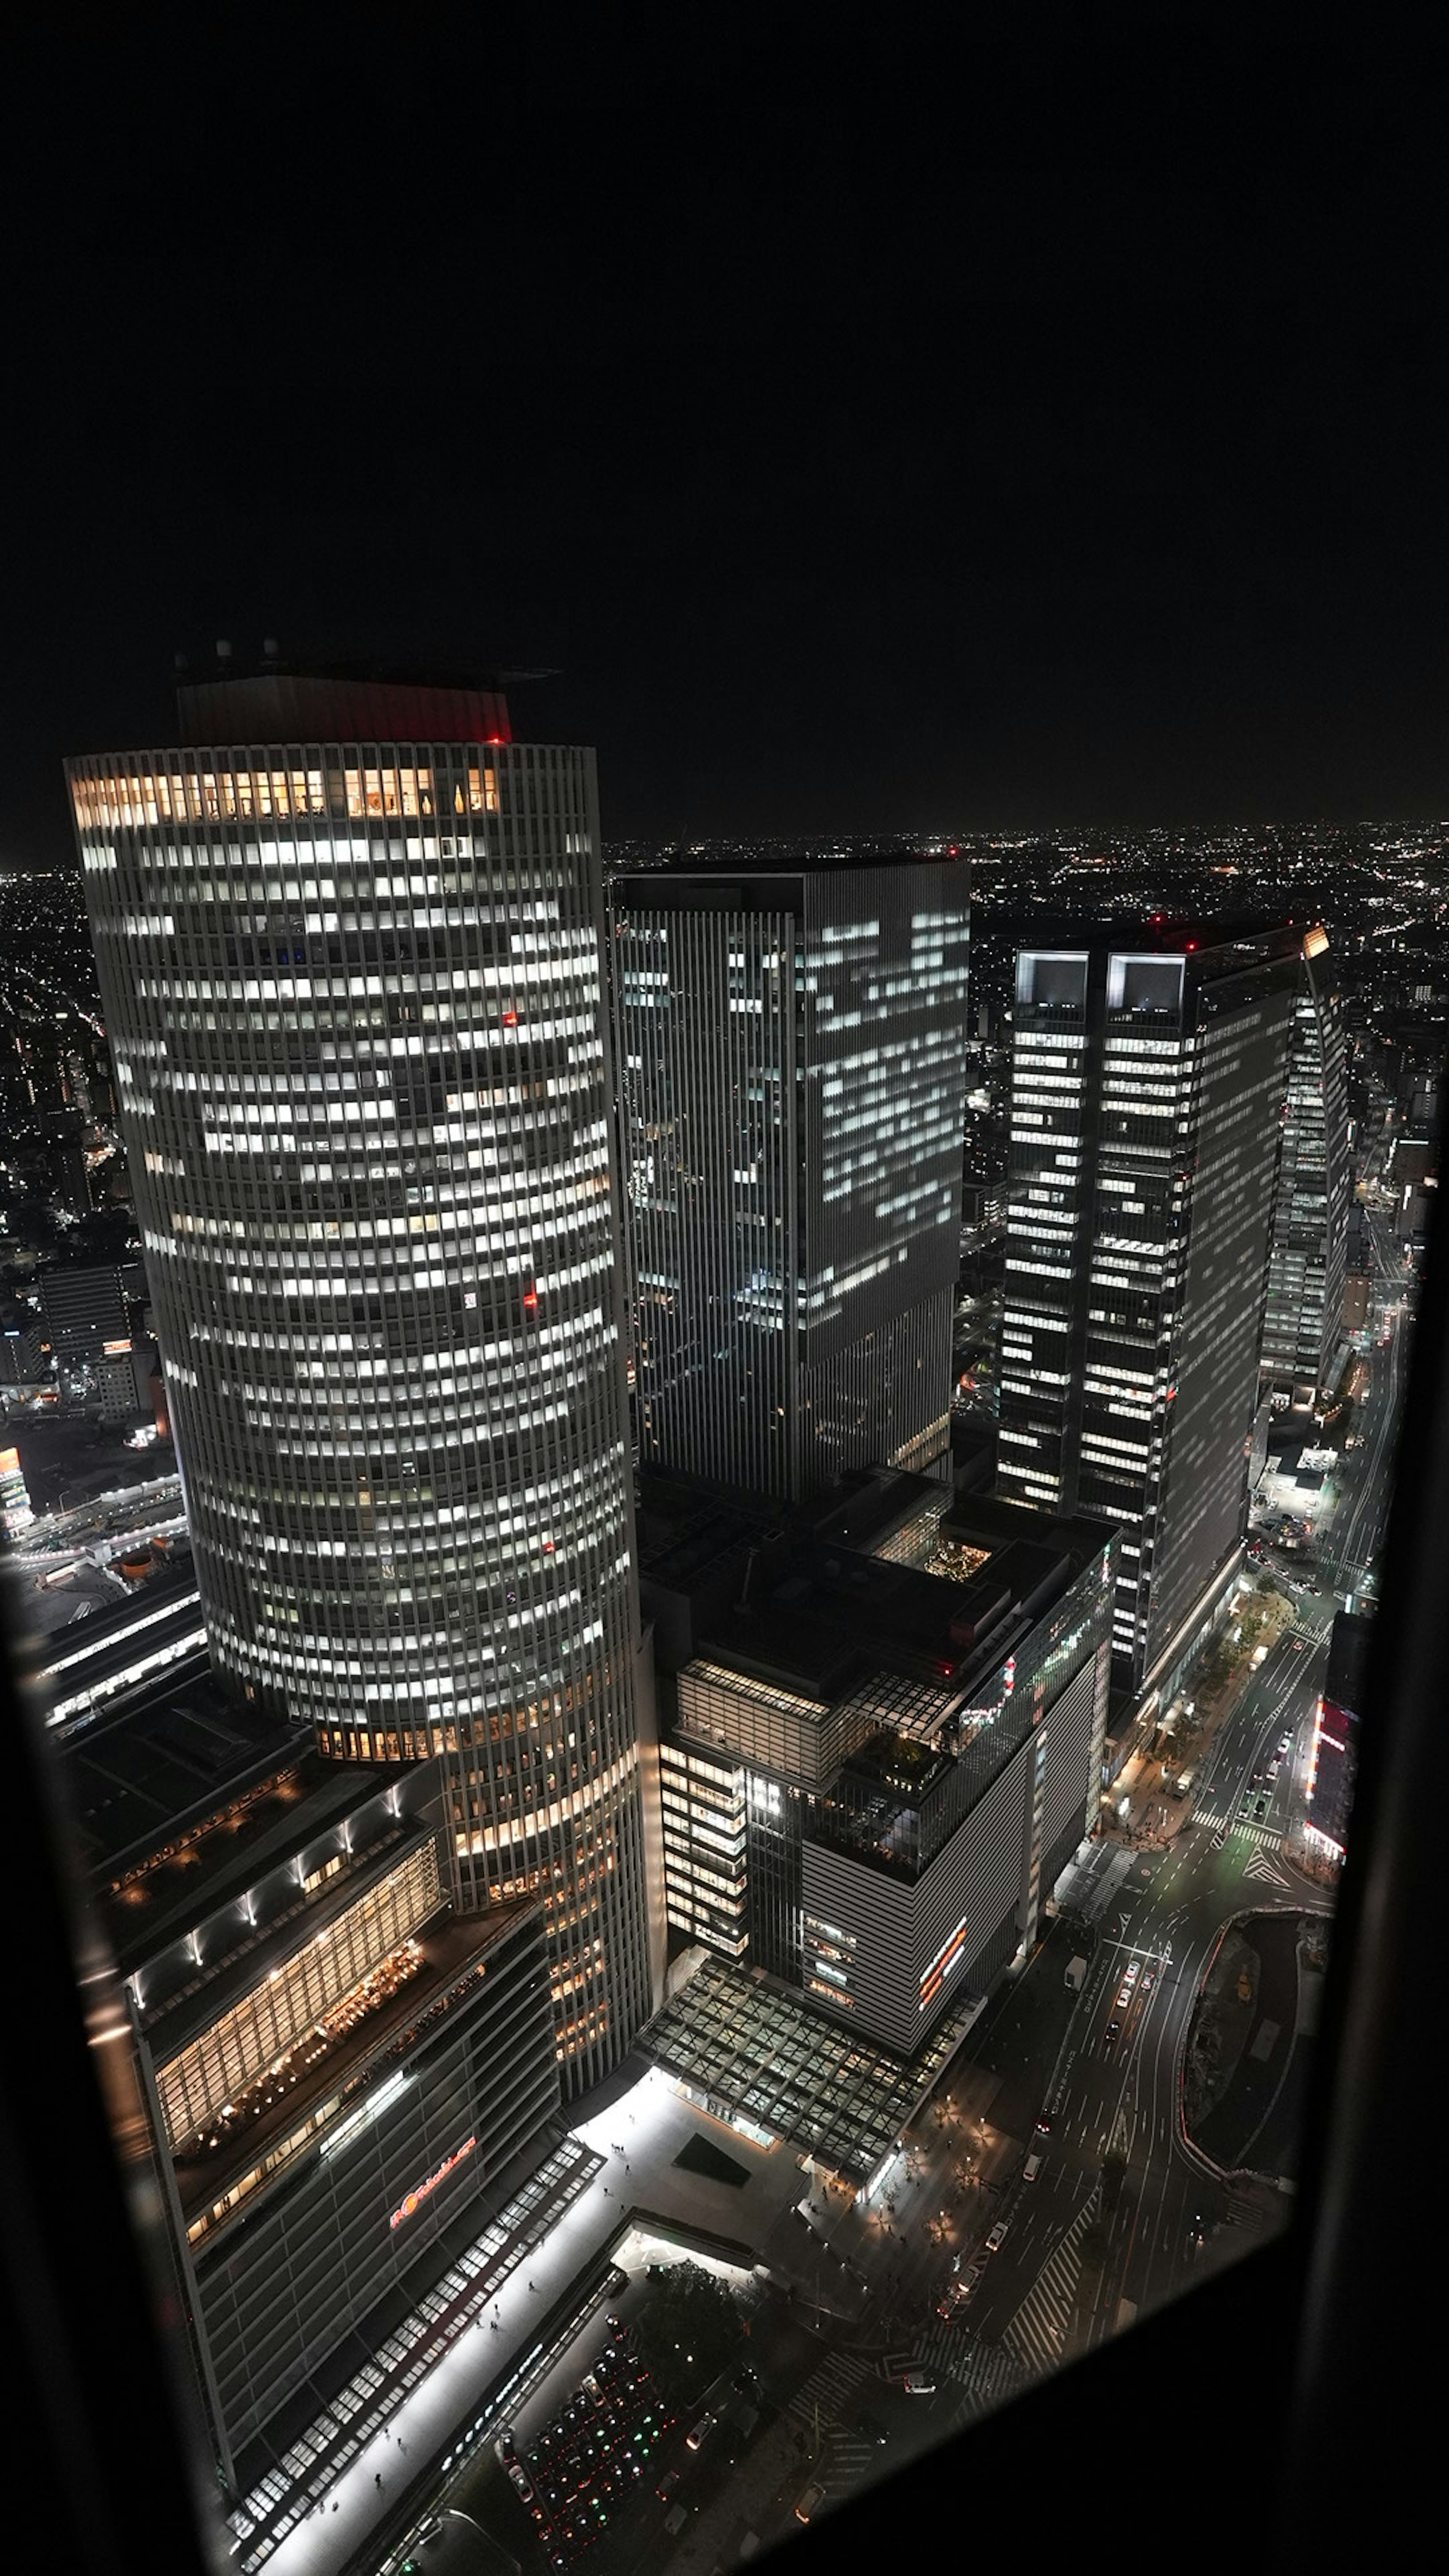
(643, 1467), (1117, 2054)
(57, 1675), (559, 2504)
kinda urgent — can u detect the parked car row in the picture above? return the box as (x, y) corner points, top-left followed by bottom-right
(497, 2321), (677, 2567)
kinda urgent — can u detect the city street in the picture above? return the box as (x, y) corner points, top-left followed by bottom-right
(377, 1283), (1413, 2571)
(910, 1287), (1410, 2379)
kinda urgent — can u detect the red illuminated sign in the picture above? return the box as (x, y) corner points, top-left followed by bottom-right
(389, 2135), (475, 2230)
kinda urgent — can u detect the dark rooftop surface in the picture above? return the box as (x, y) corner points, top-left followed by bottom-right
(96, 1751), (405, 1976)
(1326, 1609), (1376, 1716)
(634, 1474), (776, 1587)
(25, 1558), (200, 1683)
(57, 1661), (304, 1886)
(170, 665), (514, 748)
(645, 1467), (1114, 1704)
(988, 912), (1304, 964)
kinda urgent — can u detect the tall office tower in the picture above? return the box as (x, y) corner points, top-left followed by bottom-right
(611, 861), (970, 1502)
(38, 1259), (128, 1358)
(67, 665), (653, 2087)
(1260, 928), (1351, 1400)
(998, 929), (1298, 1695)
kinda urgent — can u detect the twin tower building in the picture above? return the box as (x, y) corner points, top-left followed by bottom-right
(69, 667), (1327, 2098)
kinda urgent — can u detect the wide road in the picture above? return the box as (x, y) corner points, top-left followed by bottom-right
(1301, 1210), (1409, 1601)
(948, 1286), (1410, 2370)
(938, 1612), (1330, 2370)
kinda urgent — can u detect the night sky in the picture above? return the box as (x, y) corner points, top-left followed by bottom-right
(6, 23), (1449, 863)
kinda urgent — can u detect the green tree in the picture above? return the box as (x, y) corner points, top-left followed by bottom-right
(629, 2262), (743, 2408)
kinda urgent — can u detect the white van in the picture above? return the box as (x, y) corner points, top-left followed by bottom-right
(1023, 2153), (1043, 2182)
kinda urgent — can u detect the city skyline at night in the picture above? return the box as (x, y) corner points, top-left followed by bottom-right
(1, 21), (1442, 2574)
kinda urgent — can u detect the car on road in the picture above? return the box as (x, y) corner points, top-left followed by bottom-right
(984, 2220), (1011, 2252)
(1279, 1732), (1294, 1753)
(1034, 2110), (1053, 2135)
(795, 2482), (827, 2525)
(902, 2369), (937, 2394)
(1106, 2018), (1121, 2041)
(685, 2413), (716, 2452)
(1115, 1961), (1139, 2010)
(656, 2470), (680, 2501)
(1023, 2153), (1043, 2182)
(508, 2465), (537, 2505)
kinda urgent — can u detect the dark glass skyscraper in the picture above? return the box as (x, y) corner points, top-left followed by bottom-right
(1260, 927), (1351, 1399)
(610, 861), (971, 1502)
(997, 929), (1298, 1692)
(67, 667), (653, 2087)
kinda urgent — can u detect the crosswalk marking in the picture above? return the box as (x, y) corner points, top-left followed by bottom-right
(787, 2345), (871, 2431)
(1002, 2189), (1100, 2377)
(1196, 1815), (1284, 1852)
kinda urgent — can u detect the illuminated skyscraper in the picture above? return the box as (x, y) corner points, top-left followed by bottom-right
(998, 929), (1298, 1693)
(68, 665), (653, 2085)
(610, 861), (970, 1503)
(1260, 927), (1351, 1400)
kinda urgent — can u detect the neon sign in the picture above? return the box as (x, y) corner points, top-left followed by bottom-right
(389, 2135), (475, 2230)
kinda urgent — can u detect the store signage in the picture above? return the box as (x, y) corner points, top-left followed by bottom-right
(389, 2135), (475, 2230)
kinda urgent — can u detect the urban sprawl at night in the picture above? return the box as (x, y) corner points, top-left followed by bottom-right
(2, 737), (1430, 2574)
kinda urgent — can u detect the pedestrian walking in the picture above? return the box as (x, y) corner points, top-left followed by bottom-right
(375, 2473), (383, 2490)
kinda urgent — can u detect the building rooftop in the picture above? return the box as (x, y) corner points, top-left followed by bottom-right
(55, 1659), (307, 1897)
(100, 1752), (413, 1981)
(839, 1728), (955, 1803)
(647, 1468), (1112, 1704)
(637, 1952), (976, 2186)
(610, 851), (966, 908)
(23, 1559), (205, 1726)
(172, 660), (514, 747)
(1326, 1609), (1375, 1716)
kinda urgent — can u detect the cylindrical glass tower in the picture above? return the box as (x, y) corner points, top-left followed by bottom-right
(67, 670), (652, 2086)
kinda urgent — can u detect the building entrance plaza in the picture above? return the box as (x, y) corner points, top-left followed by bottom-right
(244, 1968), (986, 2576)
(637, 1954), (981, 2192)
